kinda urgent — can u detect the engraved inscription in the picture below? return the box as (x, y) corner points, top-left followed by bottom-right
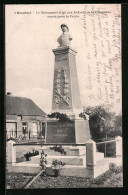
(53, 68), (71, 109)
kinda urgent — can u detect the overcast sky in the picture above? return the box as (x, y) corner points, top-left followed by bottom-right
(5, 4), (121, 114)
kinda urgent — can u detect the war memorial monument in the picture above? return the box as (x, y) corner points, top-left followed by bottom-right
(46, 24), (90, 144)
(6, 24), (122, 183)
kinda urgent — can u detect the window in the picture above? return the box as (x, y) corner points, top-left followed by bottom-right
(6, 122), (17, 139)
(32, 122), (37, 136)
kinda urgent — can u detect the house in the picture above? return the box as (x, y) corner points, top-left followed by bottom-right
(6, 94), (46, 140)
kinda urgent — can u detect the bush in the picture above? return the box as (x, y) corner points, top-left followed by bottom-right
(109, 163), (122, 173)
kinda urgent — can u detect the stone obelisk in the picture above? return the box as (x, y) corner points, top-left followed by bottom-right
(51, 24), (90, 143)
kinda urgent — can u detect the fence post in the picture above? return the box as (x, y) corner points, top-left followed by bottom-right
(115, 136), (122, 157)
(86, 139), (96, 167)
(6, 140), (16, 165)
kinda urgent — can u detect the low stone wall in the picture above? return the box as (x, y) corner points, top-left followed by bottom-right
(96, 136), (122, 157)
(15, 145), (86, 162)
(6, 138), (122, 179)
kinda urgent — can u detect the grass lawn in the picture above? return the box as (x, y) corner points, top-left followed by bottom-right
(6, 165), (123, 189)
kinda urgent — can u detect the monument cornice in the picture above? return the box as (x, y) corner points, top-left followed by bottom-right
(52, 46), (77, 56)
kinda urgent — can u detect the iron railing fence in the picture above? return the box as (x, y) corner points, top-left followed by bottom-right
(6, 130), (44, 139)
(96, 139), (116, 157)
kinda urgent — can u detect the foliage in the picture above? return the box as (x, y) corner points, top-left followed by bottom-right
(50, 145), (66, 155)
(111, 115), (122, 137)
(24, 150), (39, 161)
(79, 105), (122, 140)
(109, 164), (122, 173)
(79, 112), (87, 120)
(47, 112), (73, 123)
(51, 159), (65, 170)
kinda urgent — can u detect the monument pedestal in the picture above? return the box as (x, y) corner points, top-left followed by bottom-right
(46, 119), (90, 144)
(46, 46), (90, 144)
(52, 46), (82, 115)
(75, 119), (90, 143)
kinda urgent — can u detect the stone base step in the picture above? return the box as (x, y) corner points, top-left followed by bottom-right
(7, 162), (41, 174)
(6, 162), (108, 178)
(39, 146), (86, 156)
(7, 162), (88, 177)
(7, 156), (122, 178)
(30, 152), (103, 166)
(31, 155), (85, 166)
(28, 152), (104, 167)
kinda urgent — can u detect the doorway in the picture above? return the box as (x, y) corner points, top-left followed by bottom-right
(42, 122), (45, 139)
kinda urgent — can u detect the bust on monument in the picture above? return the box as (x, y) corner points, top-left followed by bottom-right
(57, 24), (72, 47)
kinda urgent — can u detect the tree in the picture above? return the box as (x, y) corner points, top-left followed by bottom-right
(107, 115), (122, 137)
(79, 105), (122, 140)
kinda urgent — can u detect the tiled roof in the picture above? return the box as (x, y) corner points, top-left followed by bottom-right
(6, 95), (46, 116)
